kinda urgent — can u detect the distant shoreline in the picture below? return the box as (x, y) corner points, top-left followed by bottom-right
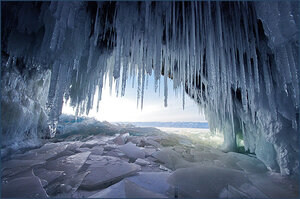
(114, 122), (209, 129)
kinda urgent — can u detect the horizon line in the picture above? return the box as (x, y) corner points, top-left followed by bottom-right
(112, 121), (209, 123)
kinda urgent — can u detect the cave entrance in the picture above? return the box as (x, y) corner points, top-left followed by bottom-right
(2, 2), (299, 198)
(61, 69), (224, 149)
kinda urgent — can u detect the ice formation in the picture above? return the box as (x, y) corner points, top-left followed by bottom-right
(1, 2), (299, 175)
(3, 121), (298, 198)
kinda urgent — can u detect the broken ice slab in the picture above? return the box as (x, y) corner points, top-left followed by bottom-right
(2, 169), (48, 198)
(70, 188), (100, 198)
(213, 152), (244, 171)
(157, 137), (180, 147)
(37, 151), (91, 196)
(124, 180), (167, 198)
(113, 133), (130, 145)
(151, 147), (193, 170)
(44, 151), (91, 176)
(80, 156), (141, 190)
(118, 142), (145, 160)
(86, 158), (172, 197)
(47, 149), (77, 161)
(159, 165), (172, 172)
(89, 179), (167, 198)
(104, 148), (127, 158)
(88, 180), (126, 198)
(2, 159), (45, 178)
(219, 184), (251, 198)
(191, 150), (221, 162)
(2, 159), (45, 171)
(219, 183), (268, 198)
(226, 152), (267, 173)
(76, 147), (90, 153)
(236, 158), (268, 174)
(135, 158), (150, 166)
(49, 171), (90, 197)
(93, 135), (116, 143)
(177, 137), (195, 148)
(142, 147), (157, 157)
(167, 166), (249, 198)
(247, 172), (299, 198)
(33, 168), (64, 187)
(143, 138), (164, 149)
(87, 154), (105, 162)
(80, 140), (101, 148)
(237, 183), (268, 198)
(212, 152), (268, 173)
(127, 136), (144, 146)
(63, 141), (84, 151)
(173, 145), (187, 154)
(126, 172), (172, 195)
(90, 146), (104, 155)
(12, 142), (70, 161)
(104, 144), (118, 151)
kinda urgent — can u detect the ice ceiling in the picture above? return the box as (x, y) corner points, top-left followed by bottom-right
(1, 1), (299, 175)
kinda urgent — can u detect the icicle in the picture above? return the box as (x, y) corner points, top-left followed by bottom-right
(164, 60), (168, 107)
(87, 43), (94, 72)
(239, 47), (248, 113)
(67, 6), (75, 29)
(113, 33), (122, 79)
(137, 65), (142, 109)
(286, 44), (299, 107)
(5, 3), (299, 171)
(252, 44), (260, 93)
(97, 73), (103, 112)
(121, 61), (128, 97)
(93, 6), (100, 46)
(141, 64), (146, 110)
(216, 2), (223, 48)
(182, 84), (185, 110)
(172, 1), (176, 42)
(50, 21), (59, 51)
(146, 74), (149, 90)
(6, 56), (12, 68)
(115, 78), (120, 98)
(191, 2), (196, 56)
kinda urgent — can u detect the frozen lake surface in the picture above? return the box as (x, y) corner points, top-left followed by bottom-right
(1, 116), (298, 198)
(117, 122), (210, 129)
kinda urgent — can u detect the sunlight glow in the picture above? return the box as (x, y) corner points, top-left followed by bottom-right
(63, 72), (207, 122)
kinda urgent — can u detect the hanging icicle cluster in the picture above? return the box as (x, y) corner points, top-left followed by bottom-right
(2, 1), (299, 175)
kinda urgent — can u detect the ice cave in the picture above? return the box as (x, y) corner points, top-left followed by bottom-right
(1, 1), (299, 198)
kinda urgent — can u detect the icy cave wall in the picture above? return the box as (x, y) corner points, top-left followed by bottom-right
(1, 54), (51, 152)
(1, 2), (299, 175)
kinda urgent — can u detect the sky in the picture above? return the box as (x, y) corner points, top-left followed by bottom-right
(62, 71), (207, 122)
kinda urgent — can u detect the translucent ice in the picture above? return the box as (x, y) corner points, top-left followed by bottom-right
(1, 1), (299, 175)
